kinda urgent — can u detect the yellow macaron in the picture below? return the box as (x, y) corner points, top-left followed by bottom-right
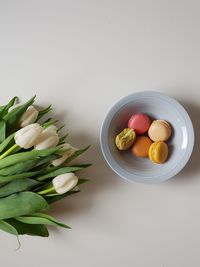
(148, 141), (169, 164)
(115, 128), (136, 150)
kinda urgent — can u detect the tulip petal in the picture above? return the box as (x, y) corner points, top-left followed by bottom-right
(52, 173), (78, 194)
(42, 125), (57, 135)
(20, 106), (39, 127)
(51, 143), (77, 166)
(14, 123), (43, 149)
(34, 135), (59, 150)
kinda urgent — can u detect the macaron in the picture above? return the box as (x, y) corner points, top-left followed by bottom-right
(132, 136), (152, 157)
(148, 120), (172, 141)
(115, 128), (136, 150)
(128, 113), (151, 135)
(148, 141), (169, 164)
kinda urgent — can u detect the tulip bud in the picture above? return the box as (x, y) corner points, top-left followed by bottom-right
(43, 125), (57, 135)
(14, 123), (43, 149)
(51, 143), (77, 166)
(34, 125), (59, 150)
(20, 106), (39, 127)
(9, 105), (39, 127)
(52, 173), (78, 194)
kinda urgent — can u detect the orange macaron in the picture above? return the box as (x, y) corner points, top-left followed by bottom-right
(132, 136), (152, 157)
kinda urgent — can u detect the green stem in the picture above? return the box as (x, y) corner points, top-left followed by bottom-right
(0, 144), (19, 160)
(37, 186), (55, 195)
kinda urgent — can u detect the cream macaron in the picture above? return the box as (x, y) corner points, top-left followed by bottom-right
(148, 120), (172, 142)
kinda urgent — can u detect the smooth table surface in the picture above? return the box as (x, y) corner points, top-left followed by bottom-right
(0, 1), (200, 267)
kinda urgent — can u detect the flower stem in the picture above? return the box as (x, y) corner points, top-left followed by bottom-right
(37, 186), (55, 195)
(0, 144), (19, 160)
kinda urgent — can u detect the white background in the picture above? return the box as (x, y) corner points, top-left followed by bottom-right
(0, 1), (200, 266)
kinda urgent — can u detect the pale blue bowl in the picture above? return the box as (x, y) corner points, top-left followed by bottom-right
(100, 91), (194, 183)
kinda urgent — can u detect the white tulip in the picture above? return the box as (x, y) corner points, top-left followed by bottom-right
(9, 105), (39, 127)
(52, 173), (78, 194)
(34, 135), (59, 150)
(51, 143), (77, 166)
(20, 106), (39, 127)
(14, 123), (43, 149)
(42, 125), (57, 135)
(34, 125), (59, 150)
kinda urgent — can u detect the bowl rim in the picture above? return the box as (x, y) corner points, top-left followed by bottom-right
(100, 91), (195, 183)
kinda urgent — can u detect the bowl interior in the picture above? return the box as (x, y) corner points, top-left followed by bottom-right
(101, 92), (194, 183)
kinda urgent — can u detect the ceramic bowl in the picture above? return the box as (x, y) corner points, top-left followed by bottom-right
(100, 91), (194, 183)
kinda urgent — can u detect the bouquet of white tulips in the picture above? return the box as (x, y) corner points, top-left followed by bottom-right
(0, 96), (90, 241)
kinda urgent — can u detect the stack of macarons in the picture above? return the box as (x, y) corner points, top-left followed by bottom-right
(115, 113), (172, 164)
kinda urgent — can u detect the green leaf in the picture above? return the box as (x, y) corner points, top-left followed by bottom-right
(3, 96), (36, 134)
(41, 117), (52, 124)
(45, 193), (61, 197)
(32, 154), (60, 170)
(42, 119), (59, 128)
(70, 163), (92, 168)
(0, 120), (6, 143)
(0, 158), (40, 176)
(0, 96), (18, 118)
(36, 105), (52, 121)
(46, 190), (80, 204)
(61, 145), (90, 166)
(0, 192), (49, 219)
(0, 133), (15, 154)
(0, 169), (43, 183)
(16, 213), (70, 229)
(36, 166), (84, 182)
(0, 178), (41, 198)
(0, 106), (5, 114)
(0, 97), (17, 142)
(6, 218), (49, 237)
(0, 219), (18, 236)
(57, 125), (65, 132)
(0, 147), (62, 169)
(78, 178), (89, 185)
(41, 146), (91, 175)
(58, 133), (69, 144)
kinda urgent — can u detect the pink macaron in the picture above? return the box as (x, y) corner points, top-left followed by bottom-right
(128, 113), (151, 134)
